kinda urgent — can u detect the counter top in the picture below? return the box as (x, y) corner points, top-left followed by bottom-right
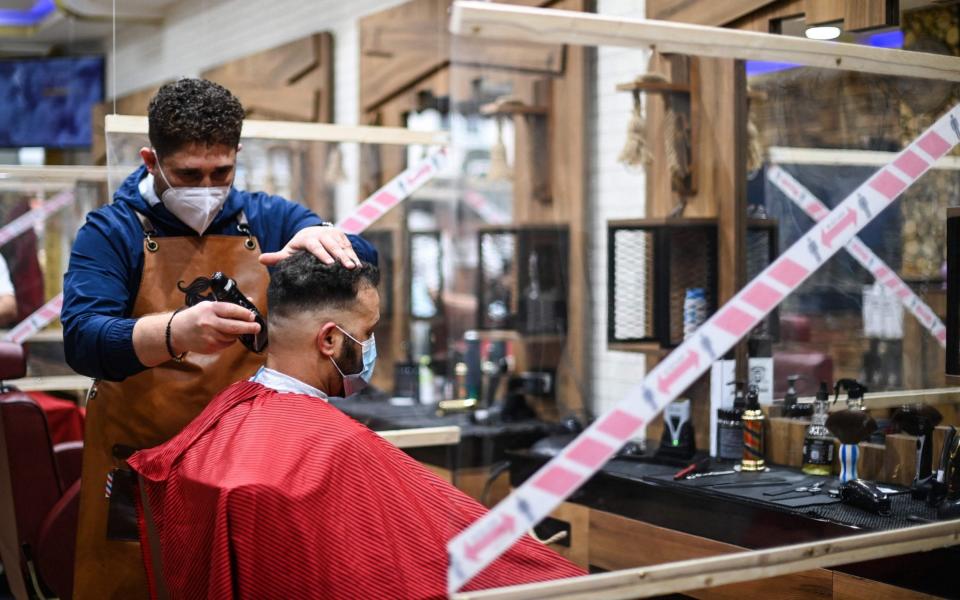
(331, 396), (552, 469)
(508, 448), (959, 596)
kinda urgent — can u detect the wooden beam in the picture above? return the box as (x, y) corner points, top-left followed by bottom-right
(104, 115), (449, 146)
(453, 520), (960, 599)
(8, 375), (93, 393)
(770, 146), (960, 170)
(0, 164), (110, 182)
(791, 386), (960, 411)
(377, 425), (461, 448)
(449, 1), (960, 82)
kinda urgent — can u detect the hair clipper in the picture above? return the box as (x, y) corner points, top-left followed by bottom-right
(178, 272), (268, 353)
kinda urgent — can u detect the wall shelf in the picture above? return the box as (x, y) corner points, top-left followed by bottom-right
(615, 80), (691, 94)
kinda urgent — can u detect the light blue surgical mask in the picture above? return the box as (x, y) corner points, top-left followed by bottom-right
(330, 325), (377, 396)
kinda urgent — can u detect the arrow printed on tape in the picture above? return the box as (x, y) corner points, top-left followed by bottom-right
(767, 165), (947, 347)
(656, 349), (700, 394)
(446, 104), (960, 593)
(337, 147), (449, 235)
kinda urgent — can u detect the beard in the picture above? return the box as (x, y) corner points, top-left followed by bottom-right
(337, 339), (363, 377)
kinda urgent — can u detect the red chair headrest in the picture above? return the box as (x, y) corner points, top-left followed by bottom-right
(0, 342), (26, 381)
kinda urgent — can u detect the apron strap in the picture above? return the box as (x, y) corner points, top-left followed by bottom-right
(133, 208), (256, 252)
(137, 473), (171, 600)
(132, 209), (160, 253)
(235, 210), (257, 251)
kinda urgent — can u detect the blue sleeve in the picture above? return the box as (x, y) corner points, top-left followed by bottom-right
(274, 197), (379, 267)
(61, 210), (146, 381)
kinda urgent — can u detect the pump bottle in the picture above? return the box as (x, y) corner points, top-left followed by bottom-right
(801, 382), (835, 475)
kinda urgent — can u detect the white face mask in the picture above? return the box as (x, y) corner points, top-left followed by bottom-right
(154, 151), (231, 234)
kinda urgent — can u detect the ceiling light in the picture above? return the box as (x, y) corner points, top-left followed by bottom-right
(805, 25), (841, 40)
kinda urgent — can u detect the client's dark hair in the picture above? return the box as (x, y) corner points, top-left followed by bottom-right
(267, 252), (380, 320)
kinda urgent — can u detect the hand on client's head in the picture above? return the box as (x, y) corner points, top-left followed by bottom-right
(259, 225), (360, 269)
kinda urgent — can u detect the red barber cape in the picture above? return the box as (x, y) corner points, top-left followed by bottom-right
(128, 381), (584, 599)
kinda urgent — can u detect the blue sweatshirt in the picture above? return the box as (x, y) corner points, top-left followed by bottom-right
(61, 165), (377, 381)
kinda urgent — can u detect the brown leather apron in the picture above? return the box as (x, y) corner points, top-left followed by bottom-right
(73, 212), (268, 599)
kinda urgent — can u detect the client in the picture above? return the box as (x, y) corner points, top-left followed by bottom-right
(128, 252), (583, 599)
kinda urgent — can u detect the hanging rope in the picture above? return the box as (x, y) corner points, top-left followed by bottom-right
(618, 72), (668, 168)
(746, 87), (768, 175)
(325, 143), (348, 184)
(488, 116), (511, 181)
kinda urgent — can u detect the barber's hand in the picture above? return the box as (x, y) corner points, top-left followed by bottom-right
(259, 225), (359, 269)
(170, 302), (261, 355)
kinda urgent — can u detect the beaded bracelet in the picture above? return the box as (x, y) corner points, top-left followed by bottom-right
(165, 307), (187, 363)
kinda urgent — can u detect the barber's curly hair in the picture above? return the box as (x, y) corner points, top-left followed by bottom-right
(147, 78), (245, 158)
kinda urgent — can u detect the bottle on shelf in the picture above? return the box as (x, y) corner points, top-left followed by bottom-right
(717, 382), (746, 461)
(801, 382), (836, 476)
(741, 384), (766, 471)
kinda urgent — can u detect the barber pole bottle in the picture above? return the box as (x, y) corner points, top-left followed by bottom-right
(839, 443), (859, 483)
(741, 409), (766, 471)
(740, 385), (766, 471)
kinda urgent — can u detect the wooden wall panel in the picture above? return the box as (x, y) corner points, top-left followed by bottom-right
(804, 0), (844, 25)
(201, 33), (332, 122)
(358, 0), (564, 113)
(833, 572), (940, 600)
(549, 501), (590, 568)
(729, 0), (804, 32)
(647, 0), (778, 26)
(588, 509), (834, 599)
(844, 0), (899, 32)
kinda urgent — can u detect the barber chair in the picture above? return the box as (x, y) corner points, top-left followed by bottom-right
(0, 341), (82, 599)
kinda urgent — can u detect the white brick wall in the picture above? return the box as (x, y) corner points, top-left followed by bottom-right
(589, 0), (649, 422)
(110, 0), (652, 427)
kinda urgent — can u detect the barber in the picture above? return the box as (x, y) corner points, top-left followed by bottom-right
(62, 78), (377, 599)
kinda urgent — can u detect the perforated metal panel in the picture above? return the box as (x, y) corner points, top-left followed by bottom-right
(608, 222), (717, 346)
(610, 228), (655, 341)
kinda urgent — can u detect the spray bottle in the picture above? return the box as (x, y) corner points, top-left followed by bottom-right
(801, 382), (835, 475)
(741, 384), (766, 471)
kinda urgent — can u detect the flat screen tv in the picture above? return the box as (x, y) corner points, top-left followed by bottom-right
(0, 55), (104, 148)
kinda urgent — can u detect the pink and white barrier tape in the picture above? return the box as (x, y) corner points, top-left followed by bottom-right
(447, 105), (960, 593)
(337, 147), (449, 234)
(0, 190), (74, 248)
(464, 189), (510, 225)
(4, 150), (449, 344)
(767, 165), (946, 347)
(0, 192), (75, 343)
(3, 293), (63, 344)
